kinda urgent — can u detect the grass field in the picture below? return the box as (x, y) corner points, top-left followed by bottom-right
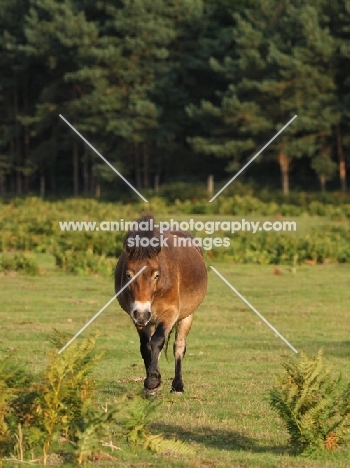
(1, 253), (349, 467)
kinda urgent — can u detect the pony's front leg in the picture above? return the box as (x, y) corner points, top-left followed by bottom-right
(136, 325), (154, 372)
(144, 323), (167, 393)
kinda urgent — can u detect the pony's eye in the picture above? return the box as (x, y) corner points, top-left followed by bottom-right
(126, 271), (132, 280)
(154, 273), (160, 280)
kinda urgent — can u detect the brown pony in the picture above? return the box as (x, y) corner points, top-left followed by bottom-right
(114, 215), (207, 394)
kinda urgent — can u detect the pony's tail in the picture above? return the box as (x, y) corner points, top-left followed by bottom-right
(164, 323), (177, 361)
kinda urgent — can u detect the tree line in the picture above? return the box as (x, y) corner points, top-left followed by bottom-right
(0, 0), (349, 198)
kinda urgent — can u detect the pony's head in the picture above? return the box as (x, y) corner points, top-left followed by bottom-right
(123, 215), (161, 327)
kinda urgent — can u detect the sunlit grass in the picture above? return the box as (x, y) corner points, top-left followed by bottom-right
(1, 256), (349, 466)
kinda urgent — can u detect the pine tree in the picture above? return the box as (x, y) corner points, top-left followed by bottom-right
(0, 0), (33, 195)
(188, 0), (339, 194)
(311, 151), (337, 191)
(154, 0), (233, 183)
(22, 0), (99, 196)
(327, 0), (350, 191)
(65, 0), (215, 192)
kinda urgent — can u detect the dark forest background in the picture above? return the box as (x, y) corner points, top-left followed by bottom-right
(1, 0), (350, 199)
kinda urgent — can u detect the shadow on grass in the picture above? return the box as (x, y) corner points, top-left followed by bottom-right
(153, 423), (288, 455)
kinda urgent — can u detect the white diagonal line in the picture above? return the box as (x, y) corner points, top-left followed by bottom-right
(209, 115), (297, 202)
(210, 266), (298, 353)
(58, 266), (147, 354)
(59, 114), (148, 203)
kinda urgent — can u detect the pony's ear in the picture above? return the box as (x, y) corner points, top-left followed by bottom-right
(123, 232), (161, 258)
(153, 238), (161, 254)
(125, 247), (135, 258)
(124, 233), (135, 256)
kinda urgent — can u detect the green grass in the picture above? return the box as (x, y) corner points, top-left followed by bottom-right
(1, 255), (349, 467)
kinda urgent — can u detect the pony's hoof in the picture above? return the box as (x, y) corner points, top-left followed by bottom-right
(171, 379), (184, 393)
(143, 387), (158, 397)
(170, 388), (184, 395)
(144, 374), (161, 392)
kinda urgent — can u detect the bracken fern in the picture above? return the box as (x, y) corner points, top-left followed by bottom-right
(269, 350), (350, 456)
(125, 398), (195, 455)
(0, 331), (195, 465)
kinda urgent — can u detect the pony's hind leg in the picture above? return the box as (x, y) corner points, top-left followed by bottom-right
(171, 314), (193, 393)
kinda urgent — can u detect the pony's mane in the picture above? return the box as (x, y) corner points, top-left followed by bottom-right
(124, 214), (160, 259)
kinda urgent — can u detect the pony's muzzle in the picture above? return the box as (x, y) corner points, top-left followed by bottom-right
(131, 301), (152, 327)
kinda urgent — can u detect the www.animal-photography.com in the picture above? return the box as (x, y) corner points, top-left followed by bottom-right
(1, 1), (350, 466)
